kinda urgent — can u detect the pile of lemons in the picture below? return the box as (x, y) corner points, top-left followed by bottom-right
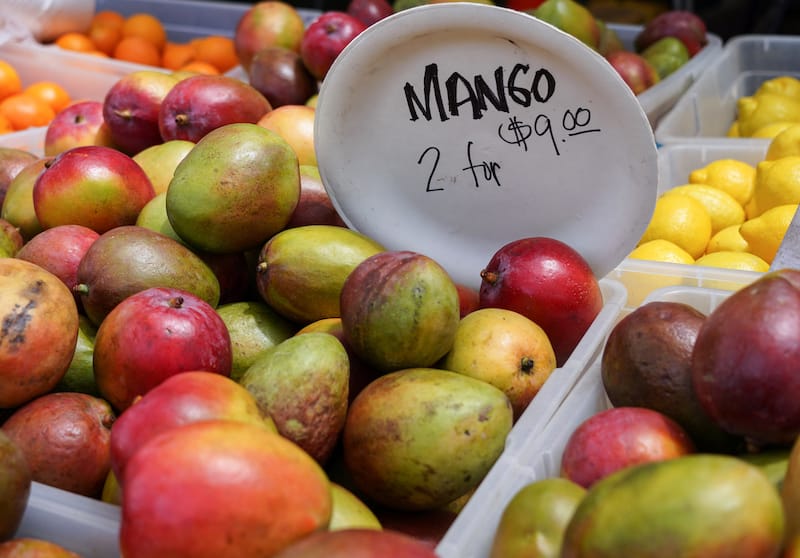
(631, 122), (800, 272)
(728, 76), (800, 138)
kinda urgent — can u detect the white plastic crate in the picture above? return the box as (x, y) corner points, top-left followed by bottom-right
(437, 281), (751, 558)
(608, 140), (768, 312)
(655, 34), (800, 146)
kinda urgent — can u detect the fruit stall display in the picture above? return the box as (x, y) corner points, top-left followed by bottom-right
(0, 0), (795, 556)
(441, 274), (800, 557)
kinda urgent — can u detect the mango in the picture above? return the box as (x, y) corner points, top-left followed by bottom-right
(256, 224), (385, 324)
(342, 367), (513, 511)
(490, 477), (586, 558)
(240, 332), (349, 464)
(561, 454), (784, 557)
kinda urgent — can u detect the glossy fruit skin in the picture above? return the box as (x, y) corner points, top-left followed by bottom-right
(634, 10), (707, 57)
(605, 50), (660, 95)
(102, 70), (178, 156)
(15, 224), (99, 311)
(346, 0), (394, 27)
(234, 0), (306, 73)
(561, 454), (784, 558)
(0, 147), (38, 206)
(93, 287), (232, 412)
(109, 371), (275, 484)
(158, 75), (272, 143)
(560, 406), (695, 488)
(300, 11), (367, 81)
(272, 528), (438, 557)
(0, 430), (31, 542)
(32, 146), (156, 234)
(340, 251), (460, 372)
(0, 259), (79, 409)
(0, 538), (81, 556)
(479, 237), (603, 367)
(120, 420), (332, 558)
(248, 46), (318, 108)
(692, 269), (800, 448)
(44, 100), (114, 157)
(2, 392), (114, 499)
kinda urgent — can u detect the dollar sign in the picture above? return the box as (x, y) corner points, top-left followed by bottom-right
(498, 116), (533, 151)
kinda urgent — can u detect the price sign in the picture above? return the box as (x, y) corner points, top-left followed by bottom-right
(315, 3), (657, 288)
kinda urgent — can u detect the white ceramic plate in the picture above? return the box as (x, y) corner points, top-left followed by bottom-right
(315, 3), (657, 288)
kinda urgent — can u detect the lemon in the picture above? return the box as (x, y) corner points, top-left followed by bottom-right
(638, 193), (712, 259)
(739, 203), (799, 263)
(664, 183), (745, 235)
(726, 121), (740, 137)
(755, 76), (800, 99)
(752, 121), (797, 139)
(694, 251), (770, 272)
(736, 92), (800, 137)
(706, 224), (749, 254)
(752, 156), (800, 216)
(687, 158), (756, 207)
(766, 123), (800, 160)
(628, 239), (695, 264)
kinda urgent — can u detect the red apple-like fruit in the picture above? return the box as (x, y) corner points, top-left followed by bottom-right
(44, 100), (114, 157)
(273, 528), (438, 557)
(479, 236), (603, 366)
(300, 12), (368, 82)
(249, 46), (318, 108)
(102, 70), (179, 156)
(257, 104), (316, 166)
(32, 145), (156, 234)
(1, 392), (115, 499)
(456, 283), (480, 318)
(605, 50), (660, 95)
(158, 74), (273, 143)
(692, 269), (800, 448)
(120, 420), (332, 558)
(285, 164), (347, 229)
(560, 406), (695, 489)
(634, 10), (708, 57)
(93, 287), (233, 412)
(346, 0), (394, 27)
(110, 371), (276, 484)
(234, 0), (307, 74)
(15, 224), (100, 309)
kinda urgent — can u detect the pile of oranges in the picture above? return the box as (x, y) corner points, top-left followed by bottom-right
(0, 60), (72, 134)
(51, 10), (240, 75)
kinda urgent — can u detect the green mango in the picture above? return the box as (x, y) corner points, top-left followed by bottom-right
(255, 224), (385, 324)
(641, 36), (690, 79)
(55, 315), (100, 397)
(342, 367), (513, 511)
(490, 477), (586, 558)
(240, 332), (350, 464)
(530, 0), (601, 50)
(596, 19), (624, 57)
(561, 454), (784, 557)
(216, 300), (296, 382)
(738, 449), (790, 492)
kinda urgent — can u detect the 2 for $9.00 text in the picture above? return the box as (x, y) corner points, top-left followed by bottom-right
(403, 62), (601, 192)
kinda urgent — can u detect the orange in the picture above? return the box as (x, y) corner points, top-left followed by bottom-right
(113, 36), (162, 66)
(54, 32), (96, 53)
(177, 61), (220, 75)
(89, 23), (123, 55)
(161, 42), (195, 70)
(121, 13), (167, 52)
(0, 94), (56, 130)
(24, 81), (72, 113)
(0, 60), (22, 101)
(0, 113), (13, 134)
(91, 10), (125, 30)
(191, 35), (238, 73)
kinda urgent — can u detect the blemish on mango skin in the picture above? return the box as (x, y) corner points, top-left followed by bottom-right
(0, 299), (36, 352)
